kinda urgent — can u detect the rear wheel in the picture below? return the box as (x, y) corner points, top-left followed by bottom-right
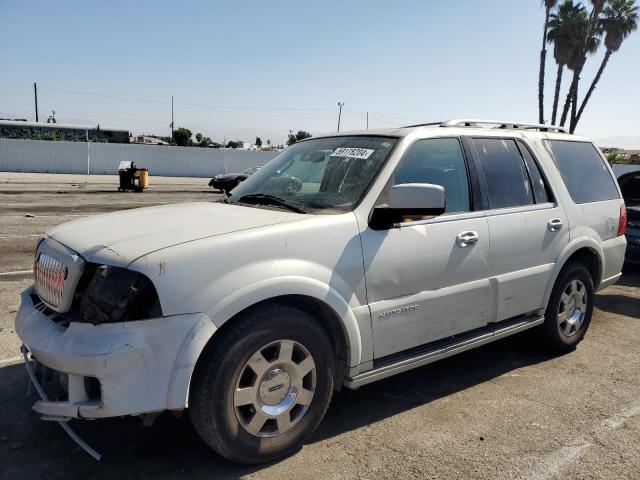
(541, 263), (594, 352)
(189, 304), (334, 464)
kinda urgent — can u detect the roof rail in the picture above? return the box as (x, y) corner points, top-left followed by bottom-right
(439, 119), (568, 133)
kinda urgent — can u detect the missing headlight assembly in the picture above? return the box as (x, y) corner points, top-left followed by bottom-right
(78, 265), (162, 324)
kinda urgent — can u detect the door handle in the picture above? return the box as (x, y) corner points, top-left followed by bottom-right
(548, 218), (564, 232)
(456, 231), (479, 248)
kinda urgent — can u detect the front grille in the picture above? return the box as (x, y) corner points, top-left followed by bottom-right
(34, 253), (68, 309)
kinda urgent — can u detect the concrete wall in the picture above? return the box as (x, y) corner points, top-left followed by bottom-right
(0, 138), (279, 177)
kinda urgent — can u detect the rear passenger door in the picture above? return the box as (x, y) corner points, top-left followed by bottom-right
(468, 137), (569, 321)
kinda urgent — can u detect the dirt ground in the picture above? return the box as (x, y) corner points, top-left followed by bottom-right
(0, 173), (639, 480)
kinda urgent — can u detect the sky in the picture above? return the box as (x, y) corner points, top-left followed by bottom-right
(1, 0), (639, 147)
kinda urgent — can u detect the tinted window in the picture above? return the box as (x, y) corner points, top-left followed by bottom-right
(394, 138), (470, 213)
(517, 141), (550, 203)
(473, 138), (534, 209)
(547, 141), (619, 204)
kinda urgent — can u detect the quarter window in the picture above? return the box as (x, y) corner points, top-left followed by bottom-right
(547, 140), (619, 204)
(472, 138), (534, 209)
(517, 140), (550, 204)
(393, 138), (470, 213)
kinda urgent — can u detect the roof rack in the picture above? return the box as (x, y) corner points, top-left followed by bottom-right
(438, 119), (568, 133)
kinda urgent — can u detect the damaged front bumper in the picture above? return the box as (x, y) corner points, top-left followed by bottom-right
(15, 286), (215, 421)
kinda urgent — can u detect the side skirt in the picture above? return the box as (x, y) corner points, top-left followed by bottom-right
(344, 314), (544, 389)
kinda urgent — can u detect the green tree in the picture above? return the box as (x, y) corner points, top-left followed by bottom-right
(539, 0), (558, 123)
(295, 130), (312, 141)
(558, 2), (601, 129)
(574, 0), (638, 128)
(173, 127), (192, 146)
(286, 134), (297, 146)
(605, 151), (631, 164)
(226, 140), (244, 148)
(547, 1), (587, 124)
(255, 136), (262, 147)
(195, 133), (203, 143)
(198, 136), (214, 147)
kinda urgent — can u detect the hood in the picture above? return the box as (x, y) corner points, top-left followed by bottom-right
(47, 202), (303, 267)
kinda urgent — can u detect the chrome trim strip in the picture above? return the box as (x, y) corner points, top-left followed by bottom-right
(344, 316), (544, 388)
(34, 253), (67, 309)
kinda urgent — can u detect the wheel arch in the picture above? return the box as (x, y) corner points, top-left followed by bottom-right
(543, 239), (604, 307)
(166, 277), (363, 409)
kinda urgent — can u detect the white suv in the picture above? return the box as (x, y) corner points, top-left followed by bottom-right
(15, 119), (627, 464)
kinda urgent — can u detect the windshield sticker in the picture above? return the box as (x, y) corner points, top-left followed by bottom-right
(330, 147), (375, 159)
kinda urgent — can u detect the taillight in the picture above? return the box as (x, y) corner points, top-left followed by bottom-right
(617, 203), (627, 237)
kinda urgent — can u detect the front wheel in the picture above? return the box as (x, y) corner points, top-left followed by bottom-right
(189, 304), (335, 464)
(541, 263), (594, 353)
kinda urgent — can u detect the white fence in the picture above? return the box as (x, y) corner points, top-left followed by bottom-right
(0, 138), (279, 177)
(612, 164), (640, 178)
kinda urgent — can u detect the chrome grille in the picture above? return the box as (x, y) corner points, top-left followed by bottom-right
(34, 253), (68, 309)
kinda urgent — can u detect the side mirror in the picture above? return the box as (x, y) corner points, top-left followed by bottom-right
(371, 183), (446, 229)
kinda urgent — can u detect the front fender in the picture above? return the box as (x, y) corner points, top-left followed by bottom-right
(165, 276), (368, 409)
(207, 275), (364, 368)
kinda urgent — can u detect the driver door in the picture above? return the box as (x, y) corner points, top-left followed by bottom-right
(360, 137), (492, 359)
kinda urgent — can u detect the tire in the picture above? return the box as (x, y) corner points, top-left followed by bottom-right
(189, 304), (335, 464)
(541, 262), (594, 353)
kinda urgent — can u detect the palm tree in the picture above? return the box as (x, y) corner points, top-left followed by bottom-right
(547, 1), (586, 125)
(573, 0), (639, 129)
(557, 3), (593, 126)
(566, 0), (608, 131)
(539, 0), (558, 123)
(558, 3), (601, 128)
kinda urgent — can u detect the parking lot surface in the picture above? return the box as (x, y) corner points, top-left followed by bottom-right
(0, 173), (639, 480)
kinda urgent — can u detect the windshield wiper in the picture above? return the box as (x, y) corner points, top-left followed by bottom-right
(235, 194), (308, 214)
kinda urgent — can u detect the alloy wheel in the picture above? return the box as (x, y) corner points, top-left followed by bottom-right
(233, 339), (316, 438)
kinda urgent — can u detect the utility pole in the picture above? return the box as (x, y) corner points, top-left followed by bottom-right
(33, 82), (39, 122)
(337, 102), (344, 132)
(170, 95), (174, 144)
(366, 111), (369, 130)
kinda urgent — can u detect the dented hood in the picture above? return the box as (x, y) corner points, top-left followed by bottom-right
(46, 202), (303, 267)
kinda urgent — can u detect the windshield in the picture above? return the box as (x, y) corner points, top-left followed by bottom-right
(229, 136), (397, 212)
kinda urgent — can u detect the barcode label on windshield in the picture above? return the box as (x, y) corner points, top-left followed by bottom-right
(330, 147), (374, 159)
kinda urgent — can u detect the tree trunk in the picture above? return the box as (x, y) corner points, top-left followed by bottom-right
(573, 49), (612, 131)
(551, 63), (563, 125)
(538, 7), (551, 124)
(570, 79), (579, 133)
(559, 72), (578, 127)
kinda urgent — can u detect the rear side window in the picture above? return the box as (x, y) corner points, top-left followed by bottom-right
(547, 141), (619, 204)
(472, 138), (534, 209)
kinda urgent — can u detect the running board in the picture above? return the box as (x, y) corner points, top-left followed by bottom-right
(344, 315), (545, 389)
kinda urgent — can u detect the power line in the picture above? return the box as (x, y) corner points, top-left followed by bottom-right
(37, 85), (335, 113)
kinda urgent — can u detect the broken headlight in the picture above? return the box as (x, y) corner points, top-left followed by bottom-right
(79, 265), (162, 324)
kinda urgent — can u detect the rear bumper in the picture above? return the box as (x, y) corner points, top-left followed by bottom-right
(15, 286), (214, 419)
(597, 272), (622, 291)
